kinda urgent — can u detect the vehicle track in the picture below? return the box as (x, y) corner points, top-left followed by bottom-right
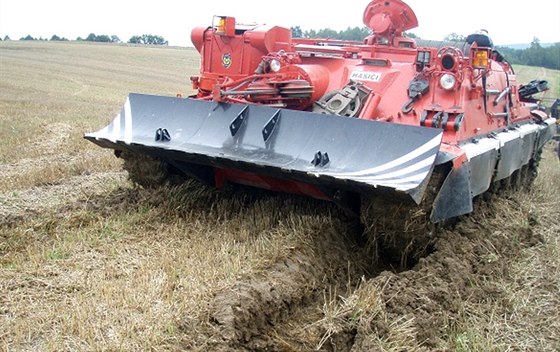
(203, 214), (371, 351)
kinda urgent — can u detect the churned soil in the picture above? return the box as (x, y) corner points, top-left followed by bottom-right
(180, 148), (559, 351)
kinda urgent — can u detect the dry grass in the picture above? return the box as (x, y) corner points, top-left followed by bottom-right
(1, 180), (338, 350)
(445, 148), (560, 351)
(514, 64), (560, 108)
(515, 64), (560, 93)
(0, 40), (198, 179)
(0, 41), (559, 351)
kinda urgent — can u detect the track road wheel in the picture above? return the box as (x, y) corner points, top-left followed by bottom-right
(360, 170), (446, 270)
(118, 151), (185, 188)
(500, 148), (542, 193)
(521, 148), (542, 189)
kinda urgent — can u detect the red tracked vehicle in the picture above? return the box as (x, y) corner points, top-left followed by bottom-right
(86, 0), (556, 228)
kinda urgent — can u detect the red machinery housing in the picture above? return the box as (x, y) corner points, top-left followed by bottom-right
(86, 0), (556, 222)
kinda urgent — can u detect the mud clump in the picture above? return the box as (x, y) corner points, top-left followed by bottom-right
(205, 217), (370, 351)
(360, 170), (446, 271)
(210, 254), (320, 349)
(323, 194), (548, 351)
(120, 152), (187, 188)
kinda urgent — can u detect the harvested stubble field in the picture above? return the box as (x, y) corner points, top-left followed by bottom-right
(1, 40), (559, 351)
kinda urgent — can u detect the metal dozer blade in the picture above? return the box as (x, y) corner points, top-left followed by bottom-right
(85, 93), (443, 205)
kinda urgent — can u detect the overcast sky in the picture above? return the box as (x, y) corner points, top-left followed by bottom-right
(1, 0), (559, 46)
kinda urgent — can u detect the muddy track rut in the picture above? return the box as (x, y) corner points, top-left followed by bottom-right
(179, 150), (559, 351)
(196, 190), (553, 351)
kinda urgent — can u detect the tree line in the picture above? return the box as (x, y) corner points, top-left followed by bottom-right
(291, 27), (559, 70)
(2, 28), (557, 70)
(290, 26), (371, 42)
(496, 39), (559, 71)
(0, 33), (168, 45)
(443, 34), (559, 70)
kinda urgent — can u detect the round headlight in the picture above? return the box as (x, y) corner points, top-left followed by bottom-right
(440, 73), (456, 90)
(269, 59), (281, 73)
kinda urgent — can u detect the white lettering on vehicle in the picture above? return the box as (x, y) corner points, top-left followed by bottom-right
(349, 71), (381, 82)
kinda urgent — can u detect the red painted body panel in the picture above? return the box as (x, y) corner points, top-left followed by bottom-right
(215, 168), (331, 201)
(187, 0), (537, 197)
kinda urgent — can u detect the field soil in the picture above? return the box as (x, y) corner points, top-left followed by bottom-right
(1, 41), (559, 351)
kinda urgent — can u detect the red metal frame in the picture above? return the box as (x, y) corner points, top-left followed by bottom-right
(189, 0), (537, 190)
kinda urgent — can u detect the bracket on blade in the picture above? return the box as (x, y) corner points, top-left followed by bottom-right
(155, 128), (171, 142)
(229, 105), (249, 137)
(262, 110), (281, 142)
(311, 151), (330, 167)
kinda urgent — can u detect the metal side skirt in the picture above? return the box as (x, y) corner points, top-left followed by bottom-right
(432, 118), (556, 222)
(431, 164), (473, 223)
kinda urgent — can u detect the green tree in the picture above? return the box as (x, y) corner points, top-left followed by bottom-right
(304, 29), (317, 38)
(128, 35), (142, 44)
(95, 34), (111, 42)
(337, 27), (371, 41)
(128, 34), (168, 45)
(85, 33), (97, 41)
(404, 32), (418, 39)
(3, 35), (10, 41)
(84, 33), (116, 43)
(143, 34), (167, 45)
(444, 32), (465, 41)
(522, 37), (544, 67)
(291, 26), (303, 38)
(495, 40), (559, 70)
(312, 28), (338, 39)
(545, 43), (560, 70)
(300, 26), (370, 41)
(20, 34), (35, 40)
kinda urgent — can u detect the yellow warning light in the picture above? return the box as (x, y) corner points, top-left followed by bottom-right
(214, 16), (235, 36)
(216, 17), (227, 35)
(472, 49), (489, 69)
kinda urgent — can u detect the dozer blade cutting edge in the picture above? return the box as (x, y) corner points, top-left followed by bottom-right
(85, 93), (443, 203)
